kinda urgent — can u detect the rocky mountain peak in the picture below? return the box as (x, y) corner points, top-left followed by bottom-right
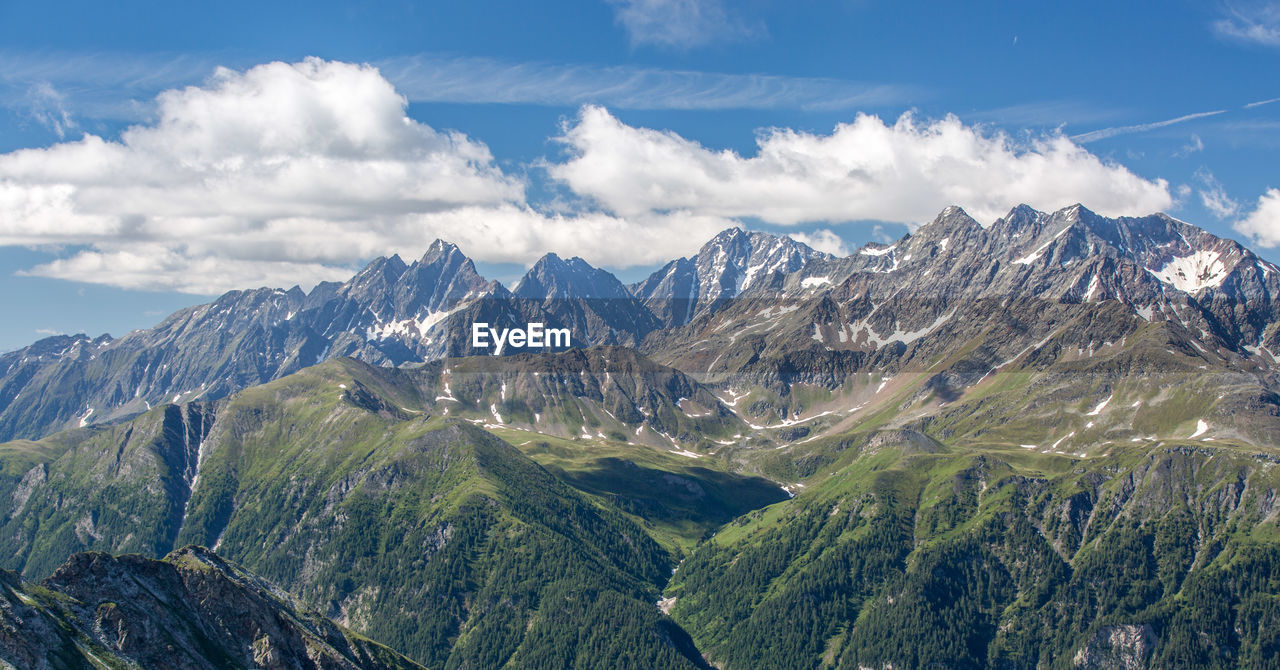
(927, 204), (984, 231)
(342, 254), (409, 298)
(704, 225), (749, 246)
(633, 226), (830, 327)
(421, 238), (467, 264)
(515, 252), (630, 300)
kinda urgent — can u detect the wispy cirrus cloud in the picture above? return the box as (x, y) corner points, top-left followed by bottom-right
(1070, 109), (1228, 143)
(25, 82), (76, 139)
(1213, 2), (1280, 47)
(0, 50), (913, 120)
(378, 55), (911, 111)
(0, 50), (227, 121)
(965, 99), (1122, 128)
(605, 0), (764, 50)
(1196, 168), (1240, 219)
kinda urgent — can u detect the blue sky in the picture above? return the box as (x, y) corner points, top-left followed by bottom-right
(0, 0), (1278, 351)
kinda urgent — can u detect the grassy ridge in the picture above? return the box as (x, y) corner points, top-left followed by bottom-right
(666, 437), (1280, 668)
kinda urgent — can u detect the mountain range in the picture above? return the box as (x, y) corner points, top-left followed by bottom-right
(4, 203), (1280, 668)
(8, 204), (1278, 445)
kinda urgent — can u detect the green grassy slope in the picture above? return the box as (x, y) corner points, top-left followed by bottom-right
(0, 357), (757, 668)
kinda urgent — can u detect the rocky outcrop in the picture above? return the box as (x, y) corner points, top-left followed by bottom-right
(1072, 624), (1158, 669)
(0, 546), (423, 670)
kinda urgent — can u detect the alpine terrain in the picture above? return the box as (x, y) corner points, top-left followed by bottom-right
(3, 204), (1280, 668)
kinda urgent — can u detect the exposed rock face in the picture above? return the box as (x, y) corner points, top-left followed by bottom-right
(0, 240), (492, 441)
(514, 252), (663, 348)
(632, 226), (831, 327)
(1072, 624), (1158, 669)
(639, 205), (1280, 445)
(429, 345), (745, 444)
(0, 546), (423, 670)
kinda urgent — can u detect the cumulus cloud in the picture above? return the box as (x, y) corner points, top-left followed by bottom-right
(788, 229), (851, 256)
(0, 59), (1183, 295)
(0, 58), (519, 241)
(18, 244), (353, 294)
(1234, 188), (1280, 246)
(0, 59), (731, 293)
(607, 0), (762, 49)
(550, 105), (1173, 228)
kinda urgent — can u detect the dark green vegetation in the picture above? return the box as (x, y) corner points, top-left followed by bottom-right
(0, 356), (779, 668)
(666, 438), (1280, 669)
(0, 546), (424, 670)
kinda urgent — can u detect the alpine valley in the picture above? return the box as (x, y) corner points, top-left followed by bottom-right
(5, 204), (1280, 669)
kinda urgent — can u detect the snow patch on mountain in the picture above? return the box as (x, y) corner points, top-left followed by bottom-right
(857, 309), (956, 348)
(859, 244), (896, 257)
(1085, 395), (1112, 416)
(1013, 225), (1071, 265)
(1147, 250), (1229, 294)
(364, 304), (468, 342)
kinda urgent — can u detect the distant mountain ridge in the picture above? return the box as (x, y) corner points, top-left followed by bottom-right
(0, 227), (826, 441)
(653, 204), (1280, 379)
(632, 226), (831, 327)
(4, 206), (1280, 442)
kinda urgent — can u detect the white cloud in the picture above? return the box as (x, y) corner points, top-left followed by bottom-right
(607, 0), (762, 49)
(1196, 169), (1240, 219)
(1071, 110), (1226, 144)
(26, 82), (75, 139)
(1213, 3), (1280, 47)
(18, 244), (353, 294)
(1234, 188), (1280, 246)
(378, 54), (907, 111)
(0, 60), (733, 292)
(1174, 134), (1204, 158)
(788, 229), (851, 256)
(0, 50), (911, 117)
(0, 58), (520, 241)
(0, 59), (1186, 295)
(550, 105), (1173, 228)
